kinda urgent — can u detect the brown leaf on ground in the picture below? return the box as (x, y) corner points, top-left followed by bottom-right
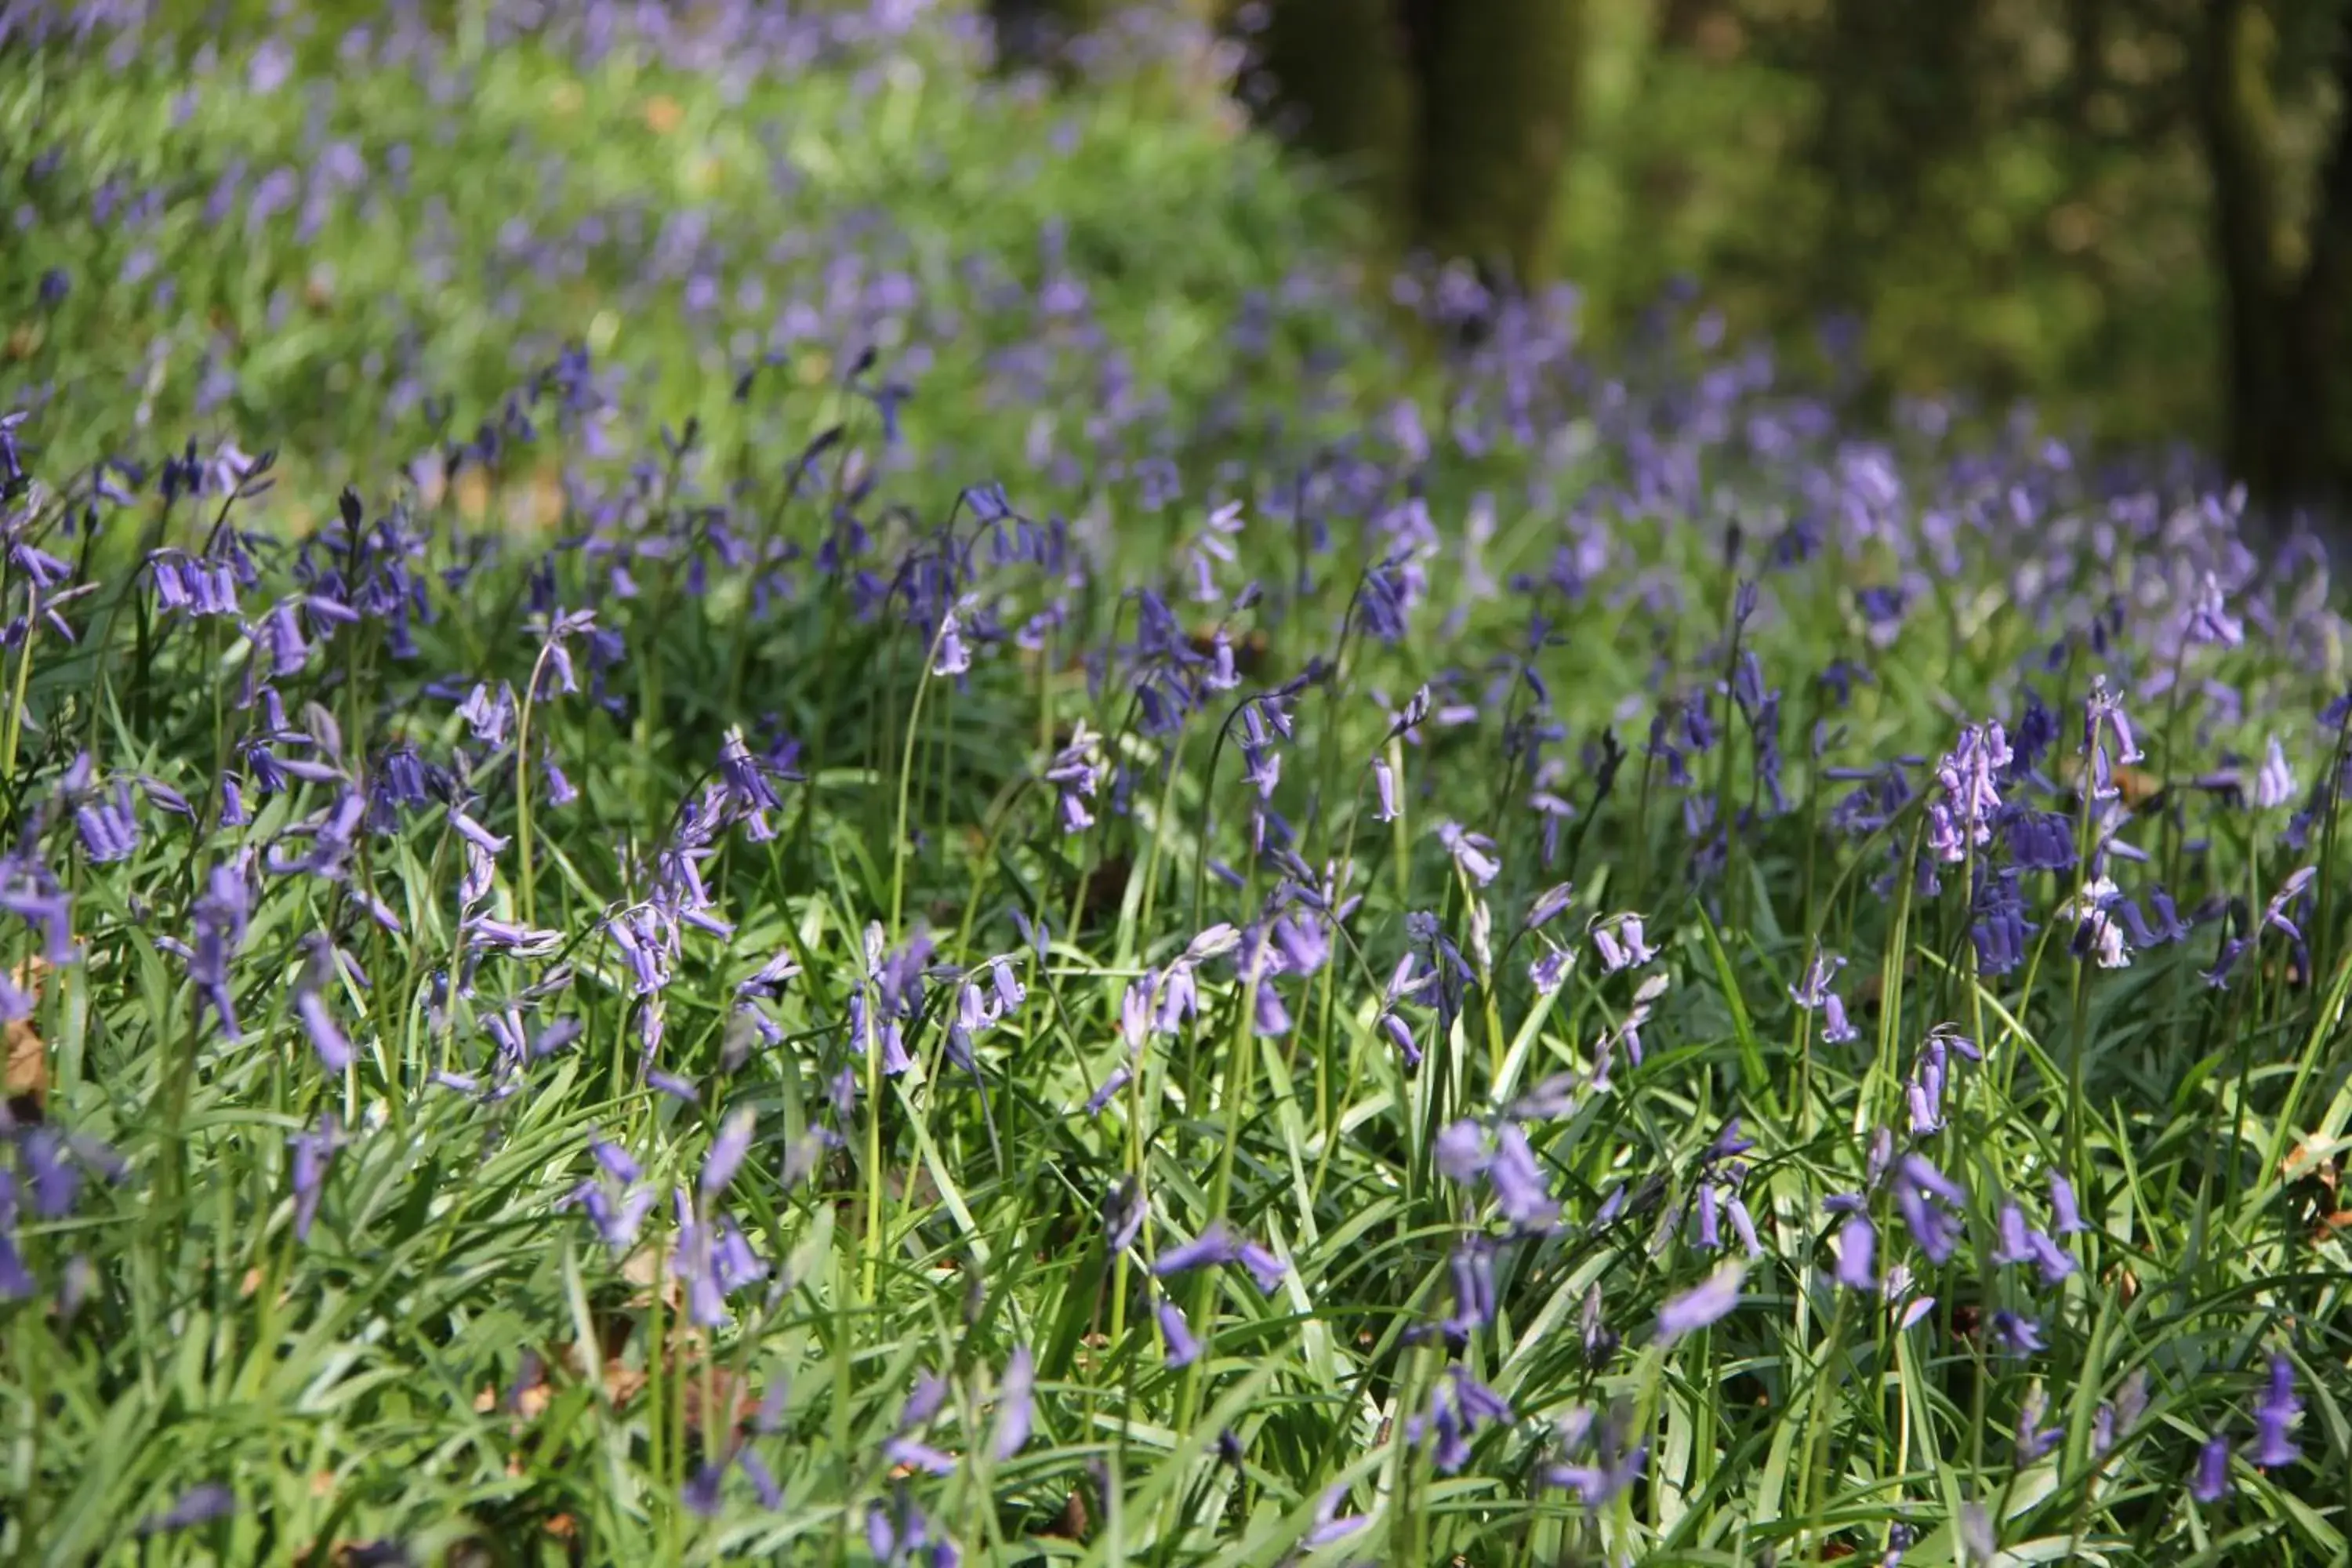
(1040, 1486), (1091, 1541)
(6, 957), (48, 1119)
(5, 1018), (42, 1119)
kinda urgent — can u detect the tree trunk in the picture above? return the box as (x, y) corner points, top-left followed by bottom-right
(2197, 0), (2302, 506)
(1241, 0), (1581, 286)
(989, 0), (1105, 72)
(1809, 0), (1983, 318)
(1397, 0), (1582, 286)
(1243, 0), (1418, 228)
(2284, 7), (2352, 513)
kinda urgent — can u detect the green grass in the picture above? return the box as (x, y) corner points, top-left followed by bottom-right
(2, 7), (2349, 1567)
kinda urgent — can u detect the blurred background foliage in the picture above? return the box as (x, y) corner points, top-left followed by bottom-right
(1045, 0), (2350, 514)
(13, 0), (2352, 514)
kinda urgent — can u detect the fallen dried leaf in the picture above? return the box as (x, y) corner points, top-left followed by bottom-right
(6, 957), (49, 1118)
(1040, 1486), (1090, 1541)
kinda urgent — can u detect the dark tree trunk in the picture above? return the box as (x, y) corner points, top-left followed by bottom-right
(1397, 0), (1582, 286)
(1243, 0), (1418, 227)
(2284, 9), (2352, 513)
(2198, 0), (2296, 502)
(1810, 0), (1983, 316)
(989, 0), (1105, 72)
(1240, 0), (1582, 286)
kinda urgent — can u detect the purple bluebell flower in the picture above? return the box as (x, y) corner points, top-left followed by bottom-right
(288, 1112), (338, 1243)
(187, 861), (251, 1040)
(992, 1347), (1035, 1461)
(1443, 1240), (1497, 1338)
(683, 1459), (728, 1517)
(1407, 1363), (1513, 1474)
(2262, 866), (2318, 942)
(73, 779), (140, 865)
(1541, 1442), (1648, 1507)
(644, 1067), (696, 1105)
(2252, 1354), (2302, 1468)
(136, 1483), (234, 1537)
(1304, 1486), (1372, 1548)
(2252, 735), (2297, 810)
(1151, 1220), (1285, 1291)
(2081, 677), (2143, 802)
(1524, 881), (1577, 931)
(931, 602), (972, 677)
(1726, 1192), (1762, 1258)
(1378, 1008), (1422, 1065)
(1489, 1123), (1559, 1232)
(1657, 1265), (1745, 1342)
(2191, 1432), (2233, 1502)
(1044, 724), (1104, 833)
(1084, 1064), (1134, 1117)
(2202, 937), (2250, 989)
(1102, 1178), (1145, 1254)
(1580, 1283), (1617, 1367)
(1893, 1153), (1965, 1264)
(1693, 1181), (1722, 1250)
(2049, 1173), (2086, 1235)
(884, 1436), (958, 1476)
(1435, 1120), (1491, 1185)
(700, 1106), (756, 1203)
(1834, 1211), (1877, 1292)
(1436, 820), (1501, 886)
(1156, 1294), (1199, 1367)
(1993, 1201), (2034, 1267)
(2094, 1371), (2148, 1456)
(1929, 720), (2011, 862)
(1791, 949), (1845, 1009)
(2014, 1387), (2061, 1464)
(1990, 1309), (2045, 1357)
(739, 1448), (782, 1510)
(1591, 914), (1654, 974)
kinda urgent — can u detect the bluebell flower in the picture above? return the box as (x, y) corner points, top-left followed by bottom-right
(2081, 677), (2143, 802)
(1488, 1123), (1559, 1232)
(2049, 1173), (2088, 1235)
(1407, 1363), (1513, 1474)
(1436, 820), (1501, 887)
(2014, 1386), (2061, 1463)
(1372, 757), (1399, 822)
(2191, 1432), (2233, 1502)
(1102, 1178), (1145, 1254)
(991, 1346), (1035, 1461)
(1989, 1309), (2045, 1357)
(2252, 1353), (2302, 1468)
(1303, 1485), (1372, 1548)
(1834, 1211), (1877, 1292)
(73, 779), (139, 865)
(136, 1483), (234, 1537)
(1657, 1265), (1744, 1342)
(1929, 720), (2011, 861)
(1524, 881), (1577, 931)
(1443, 1239), (1497, 1338)
(1893, 1153), (1965, 1264)
(1156, 1294), (1199, 1367)
(699, 1106), (757, 1203)
(1150, 1220), (1285, 1291)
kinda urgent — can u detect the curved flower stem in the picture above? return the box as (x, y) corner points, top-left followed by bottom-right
(513, 640), (557, 931)
(0, 582), (37, 796)
(866, 617), (950, 1304)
